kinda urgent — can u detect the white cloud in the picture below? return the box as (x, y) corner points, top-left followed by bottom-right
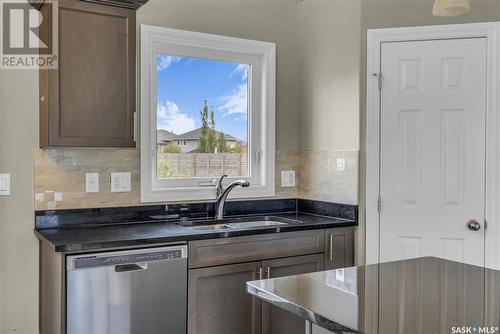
(157, 55), (181, 71)
(157, 100), (196, 134)
(217, 84), (248, 120)
(230, 64), (248, 81)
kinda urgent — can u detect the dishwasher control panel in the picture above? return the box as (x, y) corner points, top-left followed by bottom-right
(67, 245), (187, 270)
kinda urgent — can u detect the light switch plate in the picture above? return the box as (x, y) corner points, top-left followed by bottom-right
(336, 158), (346, 171)
(111, 172), (131, 193)
(336, 268), (345, 282)
(281, 170), (296, 187)
(86, 173), (99, 193)
(0, 173), (11, 196)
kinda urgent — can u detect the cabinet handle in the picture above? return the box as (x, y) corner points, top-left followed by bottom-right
(328, 234), (334, 262)
(267, 266), (271, 279)
(259, 267), (263, 279)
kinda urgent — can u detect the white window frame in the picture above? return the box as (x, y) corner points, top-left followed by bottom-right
(141, 25), (276, 202)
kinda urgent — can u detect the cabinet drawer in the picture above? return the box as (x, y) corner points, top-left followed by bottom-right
(188, 230), (325, 268)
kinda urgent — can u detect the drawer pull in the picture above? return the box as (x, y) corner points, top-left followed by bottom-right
(327, 234), (334, 262)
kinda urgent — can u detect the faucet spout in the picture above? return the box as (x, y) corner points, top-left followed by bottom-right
(215, 179), (250, 220)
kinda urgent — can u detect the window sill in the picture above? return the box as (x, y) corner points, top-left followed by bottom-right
(141, 183), (276, 203)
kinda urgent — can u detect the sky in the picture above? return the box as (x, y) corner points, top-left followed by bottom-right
(156, 54), (248, 141)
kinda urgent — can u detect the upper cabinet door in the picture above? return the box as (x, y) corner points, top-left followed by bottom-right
(39, 0), (136, 147)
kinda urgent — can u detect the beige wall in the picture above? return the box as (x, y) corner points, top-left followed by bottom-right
(0, 69), (39, 333)
(298, 0), (361, 151)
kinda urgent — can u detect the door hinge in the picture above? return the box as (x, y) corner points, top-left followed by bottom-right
(378, 73), (382, 90)
(133, 111), (137, 143)
(377, 196), (381, 213)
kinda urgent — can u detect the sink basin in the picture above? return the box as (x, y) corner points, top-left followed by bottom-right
(182, 216), (302, 231)
(188, 224), (233, 231)
(226, 220), (287, 228)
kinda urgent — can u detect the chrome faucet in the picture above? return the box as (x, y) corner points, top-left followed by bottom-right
(215, 175), (250, 220)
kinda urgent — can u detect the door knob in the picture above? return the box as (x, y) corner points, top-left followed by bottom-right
(467, 219), (481, 231)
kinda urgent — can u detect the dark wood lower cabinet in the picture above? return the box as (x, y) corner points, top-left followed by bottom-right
(261, 254), (325, 334)
(324, 227), (355, 270)
(187, 228), (354, 334)
(188, 262), (262, 334)
(188, 254), (324, 334)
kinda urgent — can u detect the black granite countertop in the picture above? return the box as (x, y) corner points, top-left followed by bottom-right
(35, 212), (356, 253)
(247, 257), (500, 334)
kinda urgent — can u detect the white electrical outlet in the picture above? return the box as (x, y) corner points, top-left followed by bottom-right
(54, 192), (64, 202)
(111, 172), (131, 193)
(336, 158), (346, 171)
(35, 193), (44, 202)
(281, 170), (296, 187)
(86, 173), (99, 193)
(0, 173), (11, 196)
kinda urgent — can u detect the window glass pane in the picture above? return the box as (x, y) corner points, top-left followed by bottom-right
(156, 54), (249, 180)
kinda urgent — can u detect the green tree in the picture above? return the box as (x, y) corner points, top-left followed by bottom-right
(217, 131), (227, 153)
(164, 142), (181, 153)
(207, 110), (217, 152)
(198, 100), (210, 153)
(227, 143), (246, 153)
(157, 159), (175, 178)
(197, 100), (233, 153)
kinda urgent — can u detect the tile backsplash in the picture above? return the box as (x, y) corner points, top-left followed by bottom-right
(298, 150), (358, 205)
(34, 149), (300, 210)
(34, 148), (141, 210)
(33, 148), (358, 210)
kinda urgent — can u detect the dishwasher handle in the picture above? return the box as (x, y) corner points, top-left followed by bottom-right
(115, 263), (148, 272)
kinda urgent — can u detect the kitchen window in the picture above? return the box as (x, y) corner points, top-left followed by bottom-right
(140, 25), (276, 202)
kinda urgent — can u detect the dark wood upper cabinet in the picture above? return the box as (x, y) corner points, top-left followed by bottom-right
(38, 0), (137, 147)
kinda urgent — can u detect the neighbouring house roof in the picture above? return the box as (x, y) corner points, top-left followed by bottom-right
(173, 127), (238, 141)
(157, 129), (177, 144)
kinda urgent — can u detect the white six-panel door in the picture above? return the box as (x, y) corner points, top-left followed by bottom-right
(379, 38), (487, 266)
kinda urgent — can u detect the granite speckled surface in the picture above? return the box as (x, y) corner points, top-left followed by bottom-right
(35, 213), (356, 253)
(35, 198), (298, 229)
(298, 199), (357, 221)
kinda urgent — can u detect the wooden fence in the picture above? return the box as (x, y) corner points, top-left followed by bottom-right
(157, 152), (247, 178)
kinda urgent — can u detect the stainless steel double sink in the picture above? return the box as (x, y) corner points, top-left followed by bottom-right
(177, 216), (302, 231)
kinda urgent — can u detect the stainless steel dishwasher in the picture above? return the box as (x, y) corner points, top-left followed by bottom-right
(66, 245), (187, 334)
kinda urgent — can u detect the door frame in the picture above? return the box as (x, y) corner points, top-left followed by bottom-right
(365, 22), (500, 268)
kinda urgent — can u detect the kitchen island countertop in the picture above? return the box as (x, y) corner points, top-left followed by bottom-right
(247, 257), (500, 334)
